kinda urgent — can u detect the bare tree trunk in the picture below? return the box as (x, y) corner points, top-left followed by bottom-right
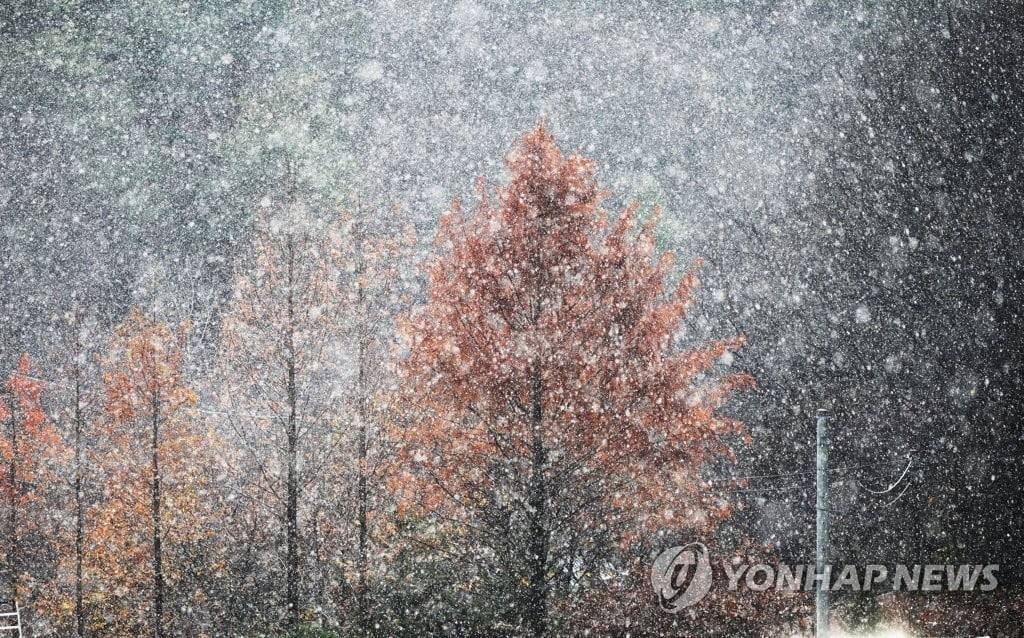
(73, 360), (85, 638)
(356, 276), (370, 634)
(353, 217), (371, 635)
(355, 398), (369, 631)
(151, 394), (164, 638)
(5, 390), (16, 597)
(525, 367), (548, 638)
(285, 236), (300, 628)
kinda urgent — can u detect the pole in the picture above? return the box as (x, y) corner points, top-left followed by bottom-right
(815, 408), (830, 638)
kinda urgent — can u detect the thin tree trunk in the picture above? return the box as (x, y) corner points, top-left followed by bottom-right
(285, 236), (300, 628)
(73, 361), (85, 638)
(5, 391), (16, 597)
(525, 367), (548, 637)
(355, 264), (369, 634)
(151, 394), (163, 638)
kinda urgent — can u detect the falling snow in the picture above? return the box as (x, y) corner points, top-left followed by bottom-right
(1, 1), (1022, 637)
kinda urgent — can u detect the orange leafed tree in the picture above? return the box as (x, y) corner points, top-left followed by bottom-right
(394, 124), (751, 635)
(90, 310), (211, 637)
(0, 354), (64, 602)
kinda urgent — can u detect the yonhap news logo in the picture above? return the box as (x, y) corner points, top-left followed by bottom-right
(650, 542), (713, 612)
(651, 542), (999, 613)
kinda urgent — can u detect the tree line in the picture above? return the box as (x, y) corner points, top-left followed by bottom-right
(1, 126), (784, 637)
